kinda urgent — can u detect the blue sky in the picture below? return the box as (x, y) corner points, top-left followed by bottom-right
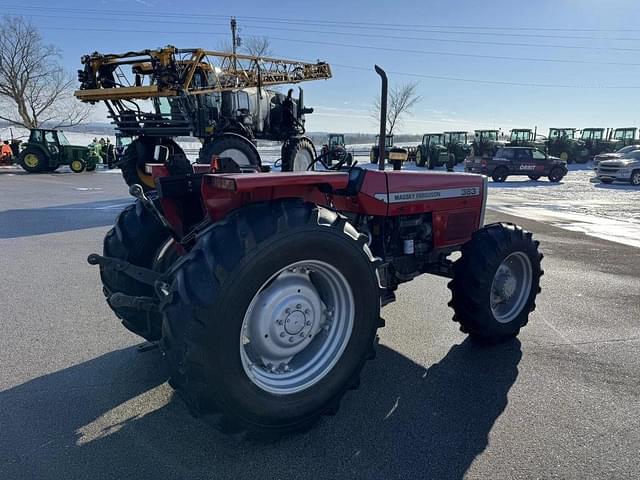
(8, 0), (640, 133)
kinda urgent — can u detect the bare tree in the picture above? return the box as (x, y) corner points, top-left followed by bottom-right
(216, 36), (273, 57)
(371, 81), (421, 134)
(241, 36), (274, 57)
(0, 16), (91, 129)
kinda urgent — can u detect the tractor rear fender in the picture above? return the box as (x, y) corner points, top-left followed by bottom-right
(200, 171), (351, 222)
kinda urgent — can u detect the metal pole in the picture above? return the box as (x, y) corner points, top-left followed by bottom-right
(231, 16), (237, 71)
(375, 65), (387, 171)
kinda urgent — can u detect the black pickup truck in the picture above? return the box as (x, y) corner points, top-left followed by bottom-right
(465, 146), (568, 182)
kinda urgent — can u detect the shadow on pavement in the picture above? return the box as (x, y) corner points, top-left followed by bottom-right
(594, 182), (638, 191)
(488, 179), (563, 188)
(0, 199), (130, 239)
(0, 338), (521, 479)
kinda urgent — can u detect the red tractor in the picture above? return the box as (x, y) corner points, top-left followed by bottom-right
(89, 66), (543, 438)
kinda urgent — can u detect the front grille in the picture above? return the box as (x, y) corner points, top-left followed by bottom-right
(598, 166), (620, 175)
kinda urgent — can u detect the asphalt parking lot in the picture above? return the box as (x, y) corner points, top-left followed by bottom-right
(1, 169), (639, 480)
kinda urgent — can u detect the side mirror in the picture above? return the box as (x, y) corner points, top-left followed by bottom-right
(154, 144), (169, 163)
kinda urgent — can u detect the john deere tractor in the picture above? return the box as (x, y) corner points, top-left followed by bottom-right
(415, 133), (452, 170)
(443, 131), (470, 164)
(507, 128), (541, 147)
(606, 127), (638, 151)
(369, 134), (394, 163)
(18, 129), (98, 173)
(579, 128), (611, 161)
(471, 130), (503, 158)
(544, 128), (587, 163)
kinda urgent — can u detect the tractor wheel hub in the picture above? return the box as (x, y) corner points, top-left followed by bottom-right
(284, 310), (308, 335)
(490, 252), (533, 324)
(240, 260), (355, 394)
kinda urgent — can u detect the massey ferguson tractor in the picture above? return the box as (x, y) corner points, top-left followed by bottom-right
(87, 66), (543, 438)
(75, 46), (331, 190)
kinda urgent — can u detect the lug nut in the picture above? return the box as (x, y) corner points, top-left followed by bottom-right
(289, 336), (295, 343)
(305, 320), (311, 326)
(285, 308), (291, 314)
(304, 309), (310, 315)
(296, 304), (302, 309)
(299, 332), (305, 337)
(280, 332), (286, 338)
(276, 319), (283, 325)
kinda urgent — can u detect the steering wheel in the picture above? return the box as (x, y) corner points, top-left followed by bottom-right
(307, 145), (351, 171)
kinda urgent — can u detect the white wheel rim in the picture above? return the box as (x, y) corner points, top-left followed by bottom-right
(240, 260), (354, 395)
(292, 149), (314, 171)
(490, 252), (533, 324)
(219, 148), (250, 166)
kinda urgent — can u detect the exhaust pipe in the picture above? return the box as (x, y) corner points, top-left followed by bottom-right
(375, 65), (387, 171)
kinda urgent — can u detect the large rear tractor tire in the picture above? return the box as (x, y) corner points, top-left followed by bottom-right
(120, 137), (185, 192)
(446, 154), (456, 172)
(198, 135), (261, 169)
(427, 152), (435, 170)
(161, 200), (382, 438)
(19, 149), (47, 173)
(448, 223), (543, 343)
(101, 199), (175, 341)
(281, 137), (317, 172)
(369, 148), (377, 164)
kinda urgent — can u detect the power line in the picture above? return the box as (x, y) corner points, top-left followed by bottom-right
(4, 7), (640, 42)
(331, 63), (640, 89)
(3, 4), (640, 37)
(32, 22), (640, 68)
(15, 10), (640, 49)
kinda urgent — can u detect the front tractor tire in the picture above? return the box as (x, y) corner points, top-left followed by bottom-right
(70, 158), (86, 173)
(161, 200), (381, 438)
(448, 223), (543, 343)
(281, 137), (317, 171)
(100, 199), (174, 341)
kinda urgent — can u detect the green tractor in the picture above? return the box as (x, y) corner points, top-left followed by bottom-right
(443, 131), (471, 164)
(579, 128), (611, 161)
(18, 129), (99, 173)
(545, 127), (588, 163)
(507, 128), (540, 147)
(471, 129), (502, 158)
(415, 133), (452, 170)
(369, 134), (394, 163)
(606, 127), (638, 151)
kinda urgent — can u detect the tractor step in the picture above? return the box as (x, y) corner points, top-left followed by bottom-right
(108, 292), (159, 312)
(87, 253), (161, 286)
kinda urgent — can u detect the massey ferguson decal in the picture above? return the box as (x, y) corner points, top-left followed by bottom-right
(375, 187), (480, 204)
